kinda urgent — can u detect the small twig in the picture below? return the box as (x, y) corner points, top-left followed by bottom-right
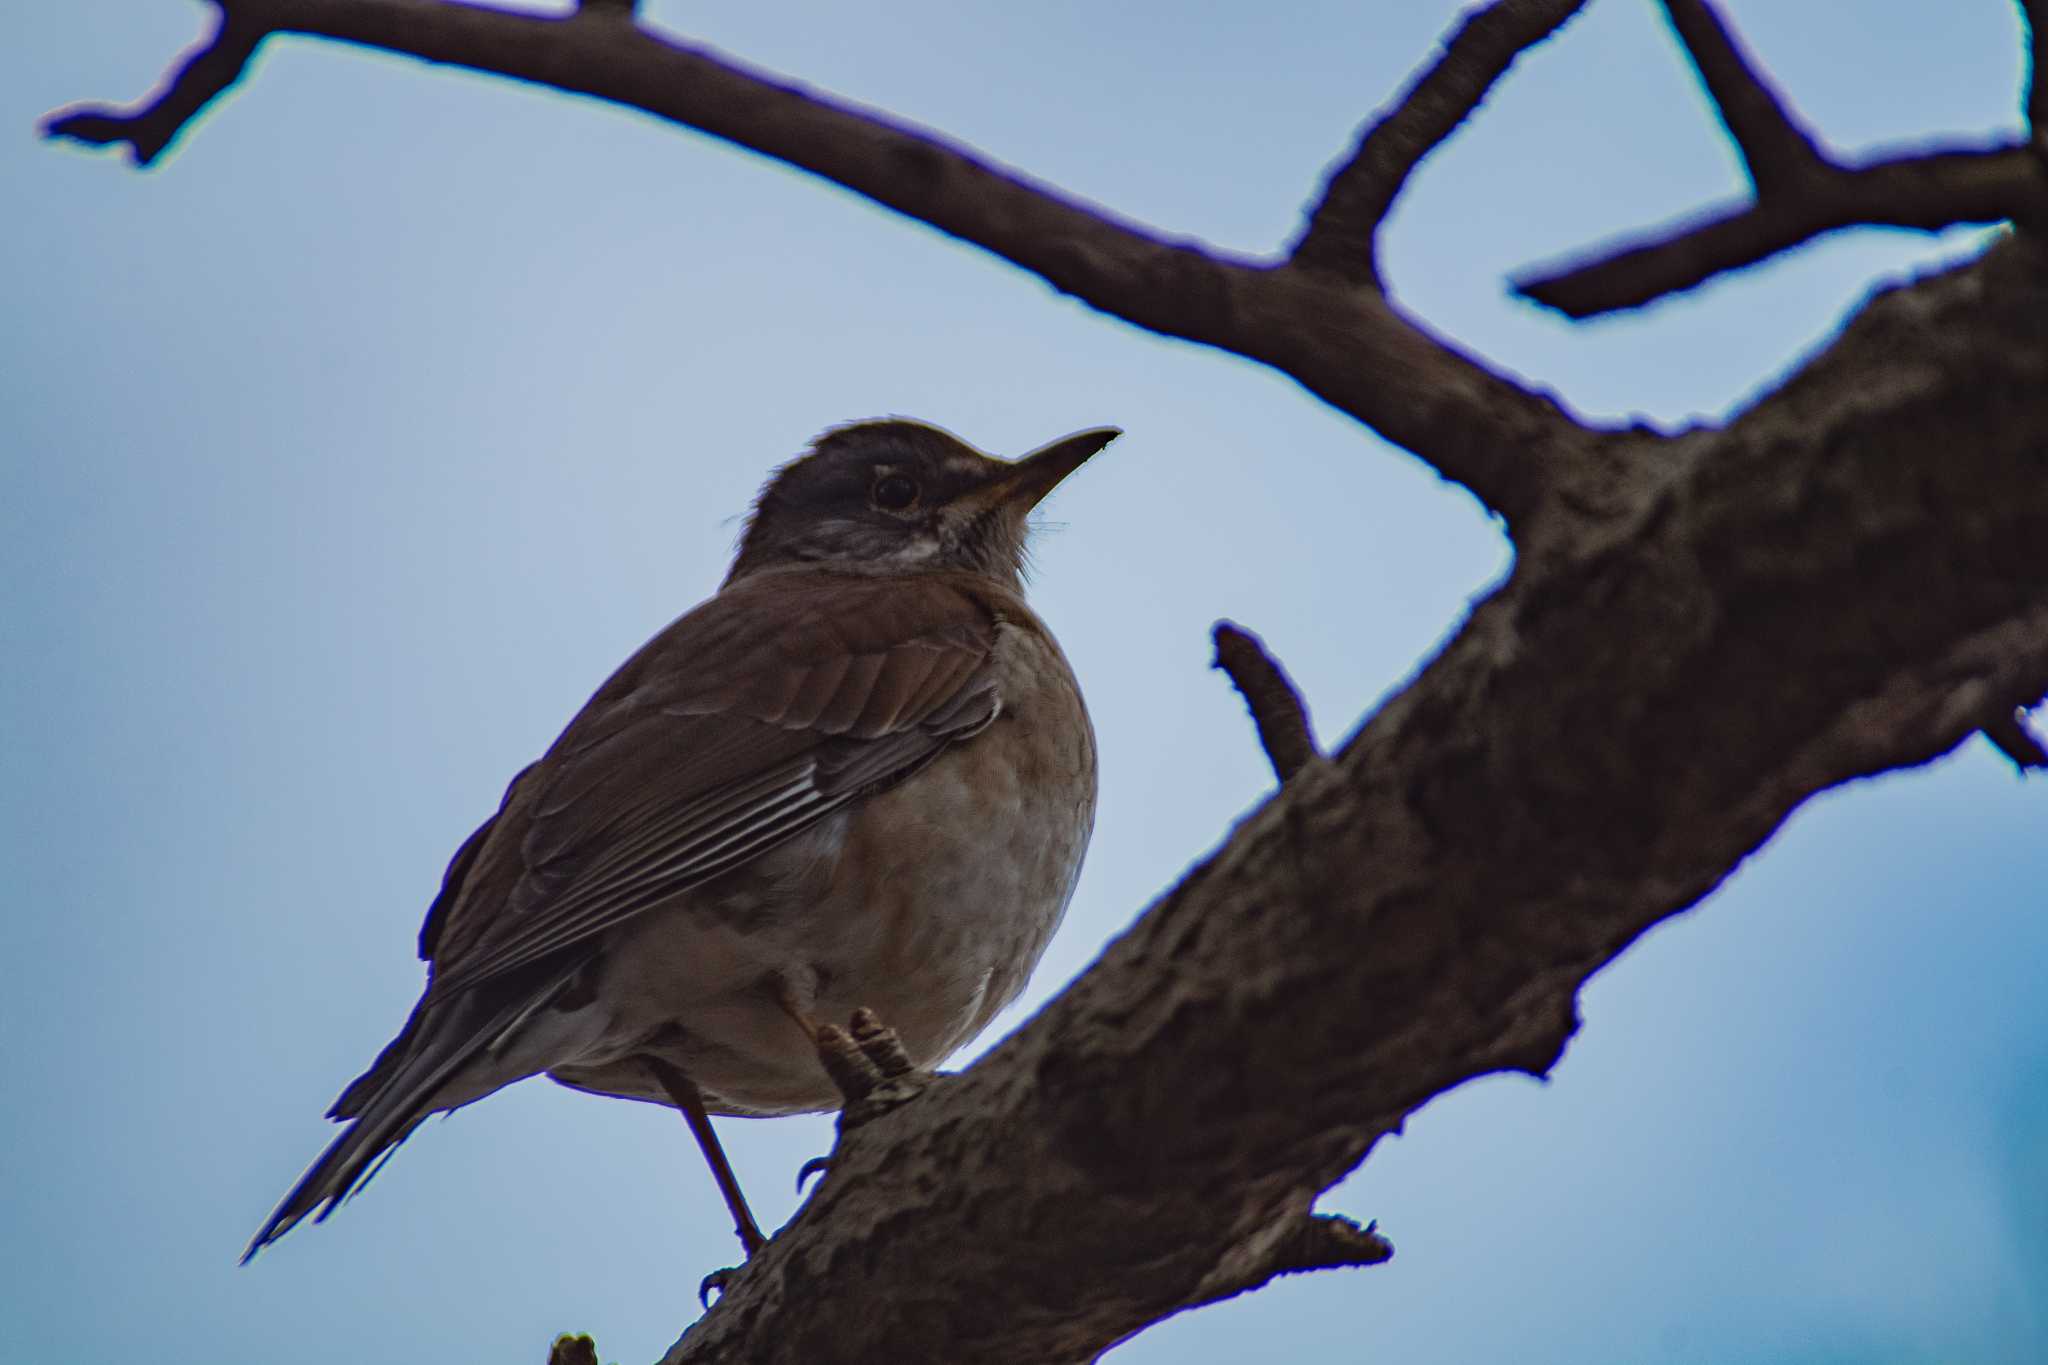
(1290, 0), (1586, 283)
(1982, 704), (2048, 774)
(1513, 0), (2048, 316)
(1660, 0), (1827, 194)
(1212, 623), (1318, 783)
(42, 8), (262, 167)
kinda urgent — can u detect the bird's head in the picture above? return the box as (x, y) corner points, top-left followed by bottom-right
(726, 418), (1120, 588)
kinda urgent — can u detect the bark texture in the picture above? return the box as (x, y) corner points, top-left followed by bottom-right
(659, 233), (2048, 1364)
(43, 2), (2048, 1361)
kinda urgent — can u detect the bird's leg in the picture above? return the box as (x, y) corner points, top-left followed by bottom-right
(644, 1056), (766, 1270)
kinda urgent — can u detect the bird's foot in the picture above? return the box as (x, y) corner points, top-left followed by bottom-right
(814, 1006), (929, 1128)
(795, 1154), (833, 1193)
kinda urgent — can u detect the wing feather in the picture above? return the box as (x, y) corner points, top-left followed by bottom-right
(421, 571), (1006, 1000)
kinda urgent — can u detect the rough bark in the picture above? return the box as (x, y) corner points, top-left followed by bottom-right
(43, 2), (2048, 1361)
(659, 232), (2048, 1364)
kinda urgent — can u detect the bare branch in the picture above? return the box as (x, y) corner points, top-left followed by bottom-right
(1515, 143), (2044, 316)
(40, 5), (2048, 1361)
(658, 236), (2048, 1365)
(42, 0), (1603, 530)
(1290, 0), (1586, 282)
(1513, 1), (2048, 317)
(1660, 0), (1826, 194)
(1212, 622), (1319, 783)
(42, 8), (261, 167)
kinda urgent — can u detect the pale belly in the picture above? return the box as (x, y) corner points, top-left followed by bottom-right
(547, 659), (1095, 1116)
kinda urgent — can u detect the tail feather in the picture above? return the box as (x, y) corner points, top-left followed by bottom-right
(244, 959), (589, 1261)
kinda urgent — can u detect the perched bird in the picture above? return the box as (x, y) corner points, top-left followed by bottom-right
(246, 418), (1115, 1260)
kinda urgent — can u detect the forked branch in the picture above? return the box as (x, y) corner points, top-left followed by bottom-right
(38, 5), (2048, 1364)
(1516, 0), (2048, 316)
(43, 0), (1595, 529)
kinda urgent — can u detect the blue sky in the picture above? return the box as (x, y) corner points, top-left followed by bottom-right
(5, 2), (2043, 1362)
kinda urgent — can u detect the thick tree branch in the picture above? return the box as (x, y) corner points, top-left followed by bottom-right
(1212, 623), (1319, 783)
(1290, 0), (1586, 283)
(42, 0), (1597, 529)
(1514, 0), (2048, 316)
(652, 235), (2048, 1364)
(41, 4), (2048, 1362)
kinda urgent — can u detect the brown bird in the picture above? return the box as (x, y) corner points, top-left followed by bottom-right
(246, 418), (1114, 1261)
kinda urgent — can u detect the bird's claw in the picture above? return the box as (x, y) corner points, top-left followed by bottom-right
(795, 1154), (833, 1193)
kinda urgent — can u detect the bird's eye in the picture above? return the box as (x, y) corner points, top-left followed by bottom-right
(872, 474), (920, 511)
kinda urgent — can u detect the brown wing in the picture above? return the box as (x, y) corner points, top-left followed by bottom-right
(421, 570), (1002, 1000)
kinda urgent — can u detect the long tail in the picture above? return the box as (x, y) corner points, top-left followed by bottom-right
(243, 962), (585, 1260)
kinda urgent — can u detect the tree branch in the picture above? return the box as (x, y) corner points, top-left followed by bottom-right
(647, 234), (2048, 1363)
(1212, 623), (1319, 783)
(1290, 0), (1586, 283)
(39, 4), (2048, 1362)
(1513, 0), (2048, 317)
(42, 8), (261, 167)
(42, 0), (1598, 529)
(1515, 144), (2046, 316)
(1659, 0), (1826, 194)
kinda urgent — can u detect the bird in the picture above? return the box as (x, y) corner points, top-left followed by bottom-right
(245, 417), (1116, 1262)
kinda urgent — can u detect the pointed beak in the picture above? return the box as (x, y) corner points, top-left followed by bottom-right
(986, 426), (1122, 512)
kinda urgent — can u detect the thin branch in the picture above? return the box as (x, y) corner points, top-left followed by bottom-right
(32, 6), (2048, 1362)
(1660, 0), (1826, 194)
(42, 8), (261, 167)
(1290, 0), (1586, 282)
(1212, 622), (1319, 783)
(1514, 143), (2044, 316)
(1512, 1), (2048, 317)
(42, 0), (1601, 529)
